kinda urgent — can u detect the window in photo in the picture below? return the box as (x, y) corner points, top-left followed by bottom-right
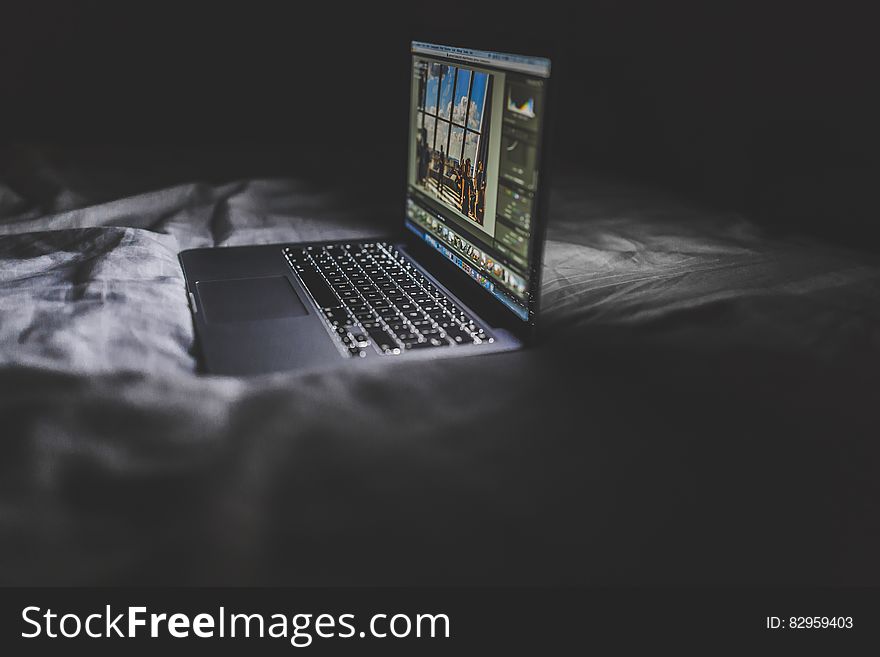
(413, 63), (493, 227)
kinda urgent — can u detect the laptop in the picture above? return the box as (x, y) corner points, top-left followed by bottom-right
(179, 41), (552, 375)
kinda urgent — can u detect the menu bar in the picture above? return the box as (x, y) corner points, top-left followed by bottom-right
(411, 41), (551, 78)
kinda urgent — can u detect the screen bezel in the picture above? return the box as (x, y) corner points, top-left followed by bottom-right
(401, 37), (554, 345)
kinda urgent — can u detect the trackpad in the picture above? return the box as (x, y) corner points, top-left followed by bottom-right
(196, 276), (309, 323)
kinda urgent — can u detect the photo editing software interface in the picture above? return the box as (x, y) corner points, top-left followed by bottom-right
(406, 41), (550, 321)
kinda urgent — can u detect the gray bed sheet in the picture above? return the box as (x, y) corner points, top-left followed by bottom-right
(1, 169), (878, 586)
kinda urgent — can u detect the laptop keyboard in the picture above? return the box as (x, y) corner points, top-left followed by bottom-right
(283, 242), (493, 357)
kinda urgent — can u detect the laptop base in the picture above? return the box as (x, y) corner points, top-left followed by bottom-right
(179, 239), (523, 376)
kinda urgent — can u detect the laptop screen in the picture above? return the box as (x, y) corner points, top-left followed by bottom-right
(406, 41), (551, 321)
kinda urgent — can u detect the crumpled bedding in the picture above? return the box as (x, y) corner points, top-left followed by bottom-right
(1, 164), (879, 586)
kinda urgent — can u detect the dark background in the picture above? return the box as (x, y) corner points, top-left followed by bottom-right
(2, 0), (877, 244)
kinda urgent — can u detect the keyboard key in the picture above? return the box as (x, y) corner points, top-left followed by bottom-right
(405, 339), (448, 350)
(324, 308), (352, 327)
(444, 325), (475, 344)
(334, 326), (348, 337)
(350, 332), (370, 347)
(365, 326), (396, 351)
(298, 272), (338, 309)
(420, 328), (447, 342)
(463, 321), (480, 333)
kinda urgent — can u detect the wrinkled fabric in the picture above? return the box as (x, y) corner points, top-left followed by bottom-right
(1, 171), (879, 586)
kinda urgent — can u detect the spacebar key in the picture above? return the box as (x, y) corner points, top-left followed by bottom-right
(298, 272), (339, 309)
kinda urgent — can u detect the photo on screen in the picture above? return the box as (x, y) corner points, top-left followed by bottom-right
(408, 59), (500, 235)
